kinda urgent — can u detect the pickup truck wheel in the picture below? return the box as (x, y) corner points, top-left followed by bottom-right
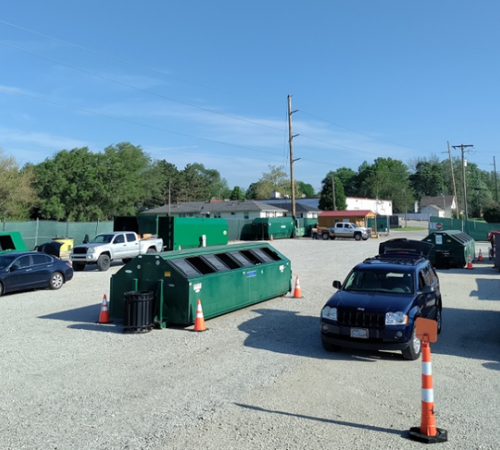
(72, 262), (85, 272)
(146, 247), (156, 253)
(401, 326), (422, 360)
(97, 254), (111, 272)
(354, 234), (362, 241)
(321, 232), (330, 240)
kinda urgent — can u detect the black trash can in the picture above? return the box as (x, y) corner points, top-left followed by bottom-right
(124, 291), (155, 333)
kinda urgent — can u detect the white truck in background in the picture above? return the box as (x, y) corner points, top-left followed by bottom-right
(312, 222), (371, 241)
(69, 231), (163, 272)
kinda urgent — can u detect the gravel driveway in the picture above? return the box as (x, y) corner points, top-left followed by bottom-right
(1, 231), (499, 449)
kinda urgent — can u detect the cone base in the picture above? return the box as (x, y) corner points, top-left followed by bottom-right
(409, 427), (447, 443)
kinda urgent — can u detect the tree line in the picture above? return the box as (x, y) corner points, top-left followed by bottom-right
(1, 143), (499, 222)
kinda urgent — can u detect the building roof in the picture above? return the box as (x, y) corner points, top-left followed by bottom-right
(142, 200), (288, 215)
(421, 204), (444, 212)
(260, 199), (322, 213)
(319, 210), (374, 217)
(420, 195), (454, 208)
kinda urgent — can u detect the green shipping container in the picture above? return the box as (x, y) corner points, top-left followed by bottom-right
(109, 242), (292, 326)
(114, 216), (228, 250)
(422, 230), (475, 269)
(0, 231), (28, 254)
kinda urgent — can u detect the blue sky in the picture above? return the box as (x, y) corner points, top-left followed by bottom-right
(1, 1), (499, 193)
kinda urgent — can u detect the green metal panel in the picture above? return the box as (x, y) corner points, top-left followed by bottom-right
(161, 217), (229, 250)
(422, 230), (475, 268)
(109, 242), (292, 326)
(0, 231), (28, 253)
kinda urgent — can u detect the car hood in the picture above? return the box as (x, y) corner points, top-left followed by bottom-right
(73, 243), (105, 249)
(325, 290), (412, 313)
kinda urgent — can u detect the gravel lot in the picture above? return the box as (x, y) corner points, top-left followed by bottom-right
(1, 231), (500, 450)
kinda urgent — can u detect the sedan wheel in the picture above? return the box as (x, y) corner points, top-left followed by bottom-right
(50, 272), (64, 290)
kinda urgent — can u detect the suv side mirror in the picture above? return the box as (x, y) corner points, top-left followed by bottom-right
(333, 280), (342, 290)
(420, 285), (435, 294)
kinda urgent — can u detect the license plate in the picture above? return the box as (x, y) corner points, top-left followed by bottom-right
(350, 328), (368, 339)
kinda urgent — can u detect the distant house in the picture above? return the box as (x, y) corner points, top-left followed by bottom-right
(141, 200), (287, 220)
(346, 197), (393, 216)
(259, 199), (322, 219)
(419, 195), (455, 218)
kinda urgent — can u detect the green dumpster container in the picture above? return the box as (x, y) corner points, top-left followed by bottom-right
(252, 217), (295, 240)
(422, 230), (475, 268)
(109, 242), (292, 327)
(0, 231), (28, 254)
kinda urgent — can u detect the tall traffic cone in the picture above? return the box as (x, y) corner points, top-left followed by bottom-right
(409, 340), (448, 443)
(193, 299), (207, 332)
(270, 234), (274, 241)
(467, 254), (473, 270)
(293, 276), (303, 298)
(478, 249), (483, 262)
(97, 294), (110, 324)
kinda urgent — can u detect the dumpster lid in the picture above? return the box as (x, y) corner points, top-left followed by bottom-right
(379, 239), (433, 257)
(37, 241), (63, 258)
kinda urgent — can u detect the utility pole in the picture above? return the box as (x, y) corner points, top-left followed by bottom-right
(288, 95), (299, 235)
(452, 144), (474, 220)
(447, 141), (459, 218)
(331, 176), (337, 210)
(494, 156), (499, 203)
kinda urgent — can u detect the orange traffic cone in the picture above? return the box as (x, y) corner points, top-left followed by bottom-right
(270, 234), (274, 241)
(293, 276), (303, 298)
(478, 249), (483, 262)
(467, 254), (473, 270)
(409, 340), (448, 443)
(97, 294), (110, 324)
(193, 299), (207, 332)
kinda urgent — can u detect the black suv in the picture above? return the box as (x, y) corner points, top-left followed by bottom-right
(320, 239), (442, 360)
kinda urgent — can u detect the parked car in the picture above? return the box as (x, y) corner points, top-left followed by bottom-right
(0, 251), (74, 296)
(320, 239), (442, 360)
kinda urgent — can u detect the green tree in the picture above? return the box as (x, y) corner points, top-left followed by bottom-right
(318, 172), (347, 210)
(334, 167), (358, 196)
(0, 150), (38, 220)
(229, 186), (245, 200)
(409, 159), (446, 200)
(297, 181), (315, 198)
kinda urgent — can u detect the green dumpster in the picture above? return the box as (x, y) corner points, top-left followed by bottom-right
(0, 231), (28, 254)
(252, 217), (295, 240)
(109, 242), (292, 327)
(422, 230), (475, 269)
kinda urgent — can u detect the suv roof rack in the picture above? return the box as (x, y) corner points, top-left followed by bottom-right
(363, 253), (427, 266)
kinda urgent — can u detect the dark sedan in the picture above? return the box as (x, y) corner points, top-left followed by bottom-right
(0, 251), (74, 296)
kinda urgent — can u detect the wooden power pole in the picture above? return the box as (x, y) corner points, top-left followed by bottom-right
(288, 95), (299, 234)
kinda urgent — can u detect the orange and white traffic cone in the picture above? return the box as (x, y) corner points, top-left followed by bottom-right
(193, 299), (207, 332)
(409, 340), (448, 443)
(270, 234), (274, 241)
(293, 276), (303, 298)
(467, 254), (473, 270)
(478, 249), (483, 262)
(97, 294), (110, 324)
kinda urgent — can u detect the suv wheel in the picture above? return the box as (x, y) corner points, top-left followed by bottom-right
(436, 304), (443, 334)
(401, 325), (422, 360)
(322, 337), (341, 352)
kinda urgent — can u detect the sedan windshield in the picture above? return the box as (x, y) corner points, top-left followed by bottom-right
(343, 270), (414, 294)
(0, 254), (17, 270)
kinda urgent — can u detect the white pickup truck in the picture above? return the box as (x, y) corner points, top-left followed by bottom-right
(70, 231), (163, 272)
(312, 222), (371, 241)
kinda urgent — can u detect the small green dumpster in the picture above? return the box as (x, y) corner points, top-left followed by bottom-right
(422, 230), (475, 268)
(109, 242), (292, 327)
